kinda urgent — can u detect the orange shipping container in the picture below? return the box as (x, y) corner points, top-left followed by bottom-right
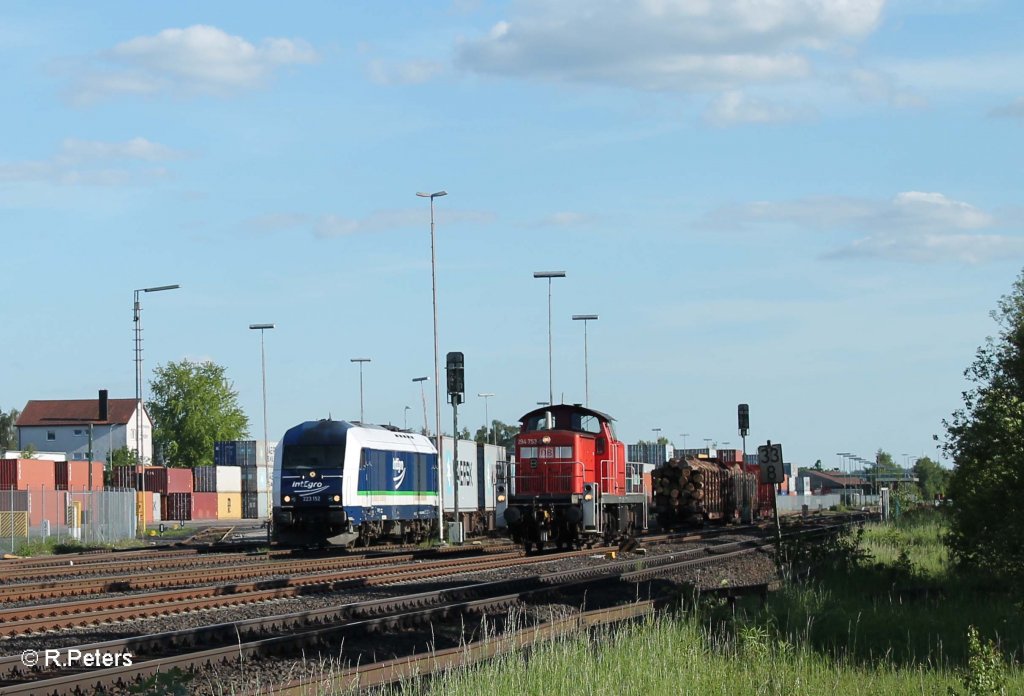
(1, 459), (56, 491)
(55, 461), (105, 491)
(136, 491), (161, 527)
(217, 492), (242, 519)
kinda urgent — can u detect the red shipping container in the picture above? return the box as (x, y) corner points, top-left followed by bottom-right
(142, 467), (168, 494)
(0, 459), (57, 491)
(166, 467), (194, 494)
(192, 492), (218, 520)
(55, 461), (106, 491)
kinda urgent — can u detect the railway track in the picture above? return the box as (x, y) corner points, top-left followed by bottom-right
(0, 518), (861, 694)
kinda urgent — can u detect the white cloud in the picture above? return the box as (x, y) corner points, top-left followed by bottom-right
(0, 137), (183, 185)
(455, 0), (885, 92)
(847, 67), (927, 108)
(366, 59), (444, 85)
(707, 191), (1019, 264)
(68, 25), (317, 104)
(991, 97), (1024, 122)
(703, 90), (815, 126)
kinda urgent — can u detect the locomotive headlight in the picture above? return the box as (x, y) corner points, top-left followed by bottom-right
(308, 471), (317, 478)
(497, 494), (506, 503)
(284, 495), (292, 503)
(584, 493), (593, 501)
(333, 495), (341, 503)
(541, 436), (551, 444)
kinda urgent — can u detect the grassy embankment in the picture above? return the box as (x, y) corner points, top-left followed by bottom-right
(358, 509), (1023, 696)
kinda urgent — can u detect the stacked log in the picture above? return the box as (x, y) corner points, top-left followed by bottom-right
(652, 457), (711, 528)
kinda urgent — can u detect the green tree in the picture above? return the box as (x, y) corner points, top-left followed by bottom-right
(912, 456), (950, 501)
(942, 269), (1024, 580)
(148, 359), (249, 468)
(0, 406), (19, 451)
(812, 459), (823, 471)
(474, 420), (519, 452)
(109, 446), (139, 468)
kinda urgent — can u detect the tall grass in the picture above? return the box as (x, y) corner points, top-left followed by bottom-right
(259, 509), (1023, 696)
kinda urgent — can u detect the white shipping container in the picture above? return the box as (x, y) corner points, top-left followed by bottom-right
(215, 465), (242, 493)
(153, 492), (161, 523)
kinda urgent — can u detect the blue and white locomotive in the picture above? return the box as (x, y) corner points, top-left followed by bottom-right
(272, 419), (439, 547)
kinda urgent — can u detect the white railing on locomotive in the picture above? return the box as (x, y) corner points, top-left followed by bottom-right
(596, 459), (642, 496)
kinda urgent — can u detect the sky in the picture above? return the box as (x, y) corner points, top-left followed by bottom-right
(2, 0), (1022, 471)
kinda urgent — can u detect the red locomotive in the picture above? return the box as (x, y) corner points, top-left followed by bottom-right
(497, 404), (647, 551)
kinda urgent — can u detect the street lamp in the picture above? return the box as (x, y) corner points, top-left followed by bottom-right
(133, 284), (180, 466)
(680, 433), (689, 451)
(652, 427), (662, 466)
(133, 283), (179, 534)
(350, 358), (371, 422)
(417, 190), (447, 542)
(571, 314), (598, 407)
(534, 271), (566, 407)
(412, 377), (430, 434)
(478, 393), (495, 445)
(249, 323), (275, 521)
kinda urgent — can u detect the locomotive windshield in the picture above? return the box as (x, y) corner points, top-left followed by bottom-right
(281, 444), (345, 472)
(522, 410), (603, 435)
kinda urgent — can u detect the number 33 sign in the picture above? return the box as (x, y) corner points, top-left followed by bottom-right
(757, 442), (784, 484)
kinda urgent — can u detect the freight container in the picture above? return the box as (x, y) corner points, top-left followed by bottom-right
(192, 466), (217, 493)
(215, 440), (277, 468)
(55, 461), (105, 491)
(167, 468), (193, 494)
(107, 466), (140, 489)
(192, 492), (218, 520)
(136, 491), (161, 527)
(161, 492), (192, 521)
(240, 465), (270, 493)
(217, 492), (242, 519)
(1, 459), (57, 491)
(215, 466), (241, 493)
(242, 491), (259, 519)
(143, 467), (194, 494)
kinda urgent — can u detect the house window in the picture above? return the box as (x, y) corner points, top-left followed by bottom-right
(47, 431), (56, 441)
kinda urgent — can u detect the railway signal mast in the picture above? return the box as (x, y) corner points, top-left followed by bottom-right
(446, 351), (465, 544)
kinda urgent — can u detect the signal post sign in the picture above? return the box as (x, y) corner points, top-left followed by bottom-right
(757, 441), (784, 484)
(757, 440), (784, 543)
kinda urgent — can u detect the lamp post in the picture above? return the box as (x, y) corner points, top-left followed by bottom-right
(249, 323), (275, 525)
(404, 406), (411, 430)
(534, 271), (566, 407)
(133, 283), (179, 535)
(680, 433), (689, 452)
(478, 393), (494, 445)
(413, 377), (430, 434)
(651, 427), (662, 466)
(417, 190), (447, 542)
(571, 314), (598, 407)
(133, 284), (180, 467)
(350, 358), (371, 422)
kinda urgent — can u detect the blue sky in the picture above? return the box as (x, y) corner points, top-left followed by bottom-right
(2, 1), (1022, 469)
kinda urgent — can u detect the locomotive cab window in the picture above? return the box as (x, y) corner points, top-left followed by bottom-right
(282, 445), (345, 472)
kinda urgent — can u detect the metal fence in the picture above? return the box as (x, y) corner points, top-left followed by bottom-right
(0, 486), (137, 555)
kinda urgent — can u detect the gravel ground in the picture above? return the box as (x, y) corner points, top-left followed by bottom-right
(2, 531), (781, 694)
